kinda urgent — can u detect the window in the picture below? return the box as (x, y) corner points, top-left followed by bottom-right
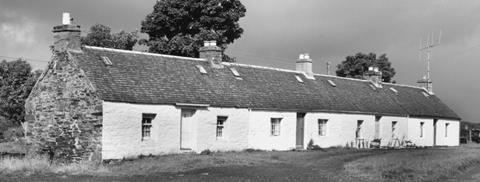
(392, 121), (397, 139)
(318, 119), (328, 136)
(142, 113), (156, 140)
(356, 120), (364, 139)
(445, 123), (449, 137)
(217, 116), (227, 138)
(295, 75), (304, 83)
(374, 116), (381, 139)
(271, 118), (282, 136)
(420, 122), (425, 137)
(101, 56), (112, 65)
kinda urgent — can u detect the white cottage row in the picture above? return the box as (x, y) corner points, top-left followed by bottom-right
(26, 14), (460, 161)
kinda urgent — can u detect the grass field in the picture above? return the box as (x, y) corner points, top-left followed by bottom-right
(1, 144), (480, 181)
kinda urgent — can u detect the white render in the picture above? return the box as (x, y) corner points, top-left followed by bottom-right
(102, 101), (459, 160)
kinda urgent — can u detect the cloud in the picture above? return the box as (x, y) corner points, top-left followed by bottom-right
(0, 19), (36, 45)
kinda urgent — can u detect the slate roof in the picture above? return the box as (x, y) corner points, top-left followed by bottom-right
(70, 46), (460, 120)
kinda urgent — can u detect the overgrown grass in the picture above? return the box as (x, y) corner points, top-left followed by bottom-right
(344, 145), (480, 182)
(2, 145), (480, 181)
(0, 151), (285, 176)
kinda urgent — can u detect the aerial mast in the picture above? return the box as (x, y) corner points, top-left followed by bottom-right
(418, 31), (441, 94)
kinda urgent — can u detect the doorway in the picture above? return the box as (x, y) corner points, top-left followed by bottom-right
(296, 113), (306, 149)
(180, 109), (195, 150)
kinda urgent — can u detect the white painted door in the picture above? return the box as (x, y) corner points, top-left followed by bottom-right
(180, 109), (195, 150)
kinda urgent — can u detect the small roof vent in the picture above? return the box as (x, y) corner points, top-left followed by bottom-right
(229, 67), (240, 77)
(327, 80), (336, 87)
(101, 56), (112, 65)
(196, 65), (207, 74)
(390, 87), (398, 94)
(295, 75), (304, 83)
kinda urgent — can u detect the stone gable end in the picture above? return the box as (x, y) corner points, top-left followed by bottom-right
(25, 52), (103, 162)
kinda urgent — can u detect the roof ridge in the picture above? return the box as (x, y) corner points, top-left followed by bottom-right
(83, 46), (207, 62)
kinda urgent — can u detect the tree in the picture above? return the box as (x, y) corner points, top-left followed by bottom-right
(335, 53), (396, 82)
(140, 0), (246, 62)
(0, 59), (41, 125)
(81, 24), (138, 50)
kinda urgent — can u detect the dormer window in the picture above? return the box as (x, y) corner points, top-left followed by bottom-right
(229, 67), (240, 77)
(196, 65), (207, 74)
(295, 75), (304, 83)
(101, 56), (112, 65)
(327, 80), (336, 87)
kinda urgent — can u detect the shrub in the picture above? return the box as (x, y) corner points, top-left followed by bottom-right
(307, 139), (323, 151)
(200, 149), (212, 155)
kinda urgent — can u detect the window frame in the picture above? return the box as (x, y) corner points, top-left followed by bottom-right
(216, 116), (228, 139)
(391, 121), (398, 139)
(445, 123), (449, 137)
(271, 118), (282, 136)
(318, 119), (328, 136)
(420, 122), (425, 138)
(356, 120), (364, 139)
(141, 113), (156, 140)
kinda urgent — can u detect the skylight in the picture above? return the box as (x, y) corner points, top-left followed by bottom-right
(101, 56), (112, 65)
(390, 87), (398, 94)
(229, 67), (240, 77)
(196, 65), (207, 74)
(422, 91), (430, 97)
(327, 80), (336, 87)
(295, 75), (304, 83)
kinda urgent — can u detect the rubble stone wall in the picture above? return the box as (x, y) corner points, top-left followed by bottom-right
(24, 52), (102, 162)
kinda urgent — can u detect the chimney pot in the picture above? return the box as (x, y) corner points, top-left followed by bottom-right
(62, 12), (71, 25)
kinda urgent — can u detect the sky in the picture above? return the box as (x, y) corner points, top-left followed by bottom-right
(0, 0), (479, 122)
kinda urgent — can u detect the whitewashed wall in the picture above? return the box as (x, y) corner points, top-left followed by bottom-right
(304, 113), (375, 148)
(434, 119), (460, 146)
(248, 111), (297, 150)
(194, 108), (250, 152)
(407, 118), (434, 146)
(102, 101), (251, 159)
(102, 101), (181, 159)
(102, 101), (458, 159)
(378, 116), (408, 146)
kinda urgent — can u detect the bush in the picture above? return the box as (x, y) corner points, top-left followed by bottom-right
(3, 126), (24, 142)
(200, 149), (212, 155)
(307, 139), (323, 151)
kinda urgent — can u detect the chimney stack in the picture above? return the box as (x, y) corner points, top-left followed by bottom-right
(417, 76), (433, 94)
(364, 66), (382, 87)
(296, 53), (314, 79)
(52, 12), (81, 53)
(199, 41), (223, 68)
